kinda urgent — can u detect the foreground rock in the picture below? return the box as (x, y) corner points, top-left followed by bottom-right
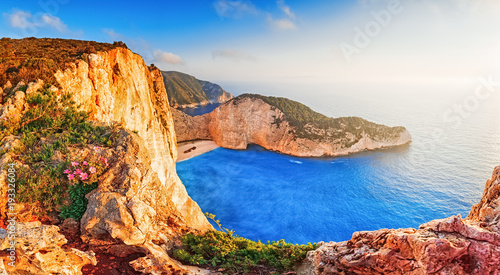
(82, 129), (214, 274)
(0, 222), (96, 274)
(174, 94), (411, 157)
(54, 46), (213, 273)
(297, 165), (500, 275)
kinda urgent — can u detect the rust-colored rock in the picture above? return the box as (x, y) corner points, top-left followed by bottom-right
(174, 96), (411, 157)
(53, 48), (213, 273)
(172, 108), (211, 141)
(0, 222), (96, 275)
(298, 165), (500, 275)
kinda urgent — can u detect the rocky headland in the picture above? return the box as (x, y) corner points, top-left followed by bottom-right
(162, 71), (233, 109)
(173, 94), (412, 158)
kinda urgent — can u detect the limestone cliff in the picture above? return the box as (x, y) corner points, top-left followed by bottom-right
(162, 71), (233, 108)
(174, 94), (411, 157)
(297, 165), (500, 275)
(0, 39), (212, 274)
(54, 47), (211, 232)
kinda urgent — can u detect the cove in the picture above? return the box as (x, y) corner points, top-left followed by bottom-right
(177, 144), (475, 244)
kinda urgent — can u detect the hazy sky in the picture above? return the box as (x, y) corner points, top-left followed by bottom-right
(1, 0), (500, 85)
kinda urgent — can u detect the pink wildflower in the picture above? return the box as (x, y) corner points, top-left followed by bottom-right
(67, 174), (75, 180)
(83, 161), (88, 166)
(89, 167), (96, 174)
(75, 169), (82, 175)
(71, 161), (79, 167)
(63, 169), (71, 174)
(94, 146), (101, 152)
(80, 173), (88, 180)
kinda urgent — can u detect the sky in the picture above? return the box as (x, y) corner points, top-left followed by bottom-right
(1, 0), (500, 86)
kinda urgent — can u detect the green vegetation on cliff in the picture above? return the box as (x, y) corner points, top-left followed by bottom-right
(233, 94), (406, 144)
(162, 71), (232, 107)
(162, 71), (208, 106)
(1, 85), (112, 220)
(0, 37), (127, 87)
(173, 213), (317, 274)
(234, 93), (330, 125)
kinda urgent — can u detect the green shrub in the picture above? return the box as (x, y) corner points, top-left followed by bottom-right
(16, 162), (68, 213)
(173, 213), (318, 274)
(60, 182), (98, 220)
(2, 87), (112, 219)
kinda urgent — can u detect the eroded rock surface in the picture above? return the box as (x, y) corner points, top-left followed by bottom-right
(174, 96), (412, 157)
(0, 222), (96, 275)
(0, 44), (214, 274)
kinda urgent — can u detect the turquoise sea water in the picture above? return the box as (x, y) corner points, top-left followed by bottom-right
(177, 82), (500, 244)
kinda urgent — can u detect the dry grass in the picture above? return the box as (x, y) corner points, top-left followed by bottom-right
(0, 37), (127, 87)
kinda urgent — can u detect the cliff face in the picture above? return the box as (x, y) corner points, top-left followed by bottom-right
(54, 48), (212, 271)
(297, 166), (500, 275)
(172, 108), (211, 141)
(0, 42), (212, 274)
(162, 71), (233, 108)
(199, 80), (234, 104)
(174, 96), (411, 157)
(54, 48), (210, 230)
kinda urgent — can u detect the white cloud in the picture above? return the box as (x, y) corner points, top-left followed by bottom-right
(9, 10), (31, 29)
(277, 0), (295, 20)
(212, 49), (257, 62)
(103, 28), (126, 41)
(153, 50), (184, 65)
(267, 16), (296, 30)
(40, 14), (66, 32)
(102, 29), (183, 66)
(267, 0), (297, 31)
(6, 10), (68, 33)
(213, 0), (258, 18)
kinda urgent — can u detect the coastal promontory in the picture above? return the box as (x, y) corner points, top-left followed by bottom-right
(162, 71), (234, 108)
(173, 94), (412, 157)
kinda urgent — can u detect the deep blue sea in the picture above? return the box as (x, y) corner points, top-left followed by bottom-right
(177, 81), (500, 244)
(178, 103), (221, 116)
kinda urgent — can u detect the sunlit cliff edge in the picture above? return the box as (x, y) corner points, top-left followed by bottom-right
(0, 38), (211, 274)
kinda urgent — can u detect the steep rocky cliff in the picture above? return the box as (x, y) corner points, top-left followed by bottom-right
(174, 94), (411, 157)
(162, 71), (233, 108)
(0, 38), (212, 274)
(297, 165), (500, 274)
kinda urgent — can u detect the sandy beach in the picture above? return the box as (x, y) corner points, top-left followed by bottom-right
(177, 140), (220, 162)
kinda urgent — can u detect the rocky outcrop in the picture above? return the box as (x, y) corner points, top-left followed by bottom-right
(81, 129), (213, 273)
(174, 95), (411, 157)
(54, 48), (210, 230)
(171, 108), (211, 141)
(297, 165), (500, 275)
(0, 42), (214, 274)
(0, 222), (96, 275)
(199, 80), (234, 105)
(162, 71), (233, 108)
(52, 48), (213, 272)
